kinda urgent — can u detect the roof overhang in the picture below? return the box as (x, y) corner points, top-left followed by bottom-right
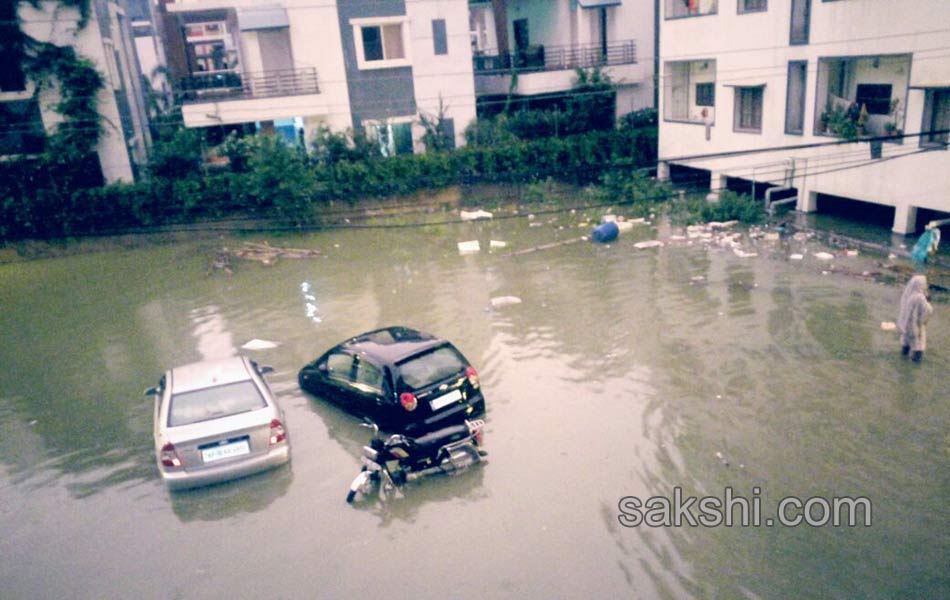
(578, 0), (623, 8)
(237, 6), (289, 30)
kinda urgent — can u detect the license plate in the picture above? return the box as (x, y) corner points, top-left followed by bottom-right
(202, 440), (250, 463)
(430, 389), (462, 411)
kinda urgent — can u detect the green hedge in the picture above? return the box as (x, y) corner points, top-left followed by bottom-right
(0, 126), (658, 240)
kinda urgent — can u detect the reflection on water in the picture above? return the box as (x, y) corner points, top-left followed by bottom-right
(0, 210), (948, 598)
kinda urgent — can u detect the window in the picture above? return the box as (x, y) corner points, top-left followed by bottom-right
(696, 83), (715, 107)
(664, 60), (716, 123)
(785, 61), (807, 134)
(734, 86), (763, 132)
(666, 0), (719, 19)
(432, 19), (448, 55)
(325, 352), (355, 382)
(397, 345), (467, 391)
(353, 18), (409, 69)
(0, 98), (45, 154)
(738, 0), (767, 13)
(790, 0), (810, 44)
(367, 120), (414, 156)
(354, 360), (385, 394)
(855, 84), (892, 115)
(168, 381), (266, 427)
(921, 89), (950, 147)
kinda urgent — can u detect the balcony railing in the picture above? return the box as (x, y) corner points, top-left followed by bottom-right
(179, 67), (319, 103)
(473, 40), (637, 74)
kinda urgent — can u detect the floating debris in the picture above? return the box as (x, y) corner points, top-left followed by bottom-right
(708, 220), (739, 230)
(845, 249), (859, 257)
(715, 451), (730, 467)
(880, 321), (897, 331)
(208, 251), (233, 276)
(634, 240), (664, 249)
(733, 248), (758, 258)
(458, 240), (480, 254)
(242, 339), (280, 350)
(789, 253), (804, 260)
(490, 240), (508, 249)
(460, 209), (493, 221)
(230, 241), (320, 266)
(814, 252), (835, 261)
(490, 296), (522, 308)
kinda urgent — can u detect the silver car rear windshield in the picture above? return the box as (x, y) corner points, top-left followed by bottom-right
(169, 380), (267, 427)
(398, 345), (466, 390)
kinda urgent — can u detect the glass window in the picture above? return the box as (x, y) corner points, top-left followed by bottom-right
(354, 359), (385, 394)
(168, 381), (266, 427)
(369, 121), (413, 157)
(855, 84), (892, 115)
(666, 0), (718, 19)
(664, 60), (716, 123)
(696, 83), (715, 107)
(785, 61), (807, 134)
(735, 86), (763, 132)
(790, 0), (810, 45)
(432, 19), (448, 55)
(359, 22), (406, 64)
(398, 345), (467, 390)
(922, 89), (950, 147)
(325, 352), (355, 382)
(738, 0), (767, 13)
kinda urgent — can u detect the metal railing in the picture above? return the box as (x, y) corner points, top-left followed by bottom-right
(180, 67), (320, 103)
(473, 40), (636, 74)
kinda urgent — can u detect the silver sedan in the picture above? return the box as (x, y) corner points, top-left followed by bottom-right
(146, 356), (291, 490)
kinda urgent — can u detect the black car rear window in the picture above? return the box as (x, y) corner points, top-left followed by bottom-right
(397, 345), (466, 390)
(168, 380), (267, 427)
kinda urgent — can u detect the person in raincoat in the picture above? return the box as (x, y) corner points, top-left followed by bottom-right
(898, 274), (933, 362)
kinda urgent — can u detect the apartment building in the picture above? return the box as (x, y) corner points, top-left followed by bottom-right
(470, 0), (655, 117)
(162, 0), (476, 153)
(1, 0), (152, 183)
(658, 0), (950, 234)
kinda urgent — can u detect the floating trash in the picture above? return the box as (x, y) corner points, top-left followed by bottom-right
(490, 296), (522, 308)
(633, 240), (664, 249)
(814, 252), (835, 260)
(490, 240), (508, 249)
(458, 240), (481, 254)
(880, 321), (897, 331)
(460, 209), (493, 221)
(242, 339), (279, 350)
(789, 254), (804, 260)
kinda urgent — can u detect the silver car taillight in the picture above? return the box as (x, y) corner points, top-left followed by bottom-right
(269, 419), (287, 446)
(160, 443), (182, 468)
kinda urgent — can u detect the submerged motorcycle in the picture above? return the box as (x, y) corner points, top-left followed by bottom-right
(346, 419), (487, 503)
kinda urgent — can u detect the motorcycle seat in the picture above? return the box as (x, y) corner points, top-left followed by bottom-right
(410, 423), (470, 452)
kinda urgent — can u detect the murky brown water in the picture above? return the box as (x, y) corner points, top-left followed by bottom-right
(0, 205), (947, 599)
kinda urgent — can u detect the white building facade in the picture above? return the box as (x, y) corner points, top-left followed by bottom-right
(165, 0), (476, 153)
(2, 0), (152, 183)
(658, 0), (950, 234)
(471, 0), (656, 117)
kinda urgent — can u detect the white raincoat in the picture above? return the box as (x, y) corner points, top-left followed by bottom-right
(898, 275), (933, 352)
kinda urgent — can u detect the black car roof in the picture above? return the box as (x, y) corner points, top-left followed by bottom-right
(338, 326), (450, 365)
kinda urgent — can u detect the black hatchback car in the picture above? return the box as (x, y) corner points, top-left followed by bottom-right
(298, 327), (486, 433)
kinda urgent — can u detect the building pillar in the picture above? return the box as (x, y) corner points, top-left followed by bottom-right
(798, 190), (818, 213)
(657, 161), (670, 181)
(892, 203), (918, 235)
(706, 171), (726, 203)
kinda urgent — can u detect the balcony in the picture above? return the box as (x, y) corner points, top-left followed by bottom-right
(814, 55), (910, 140)
(473, 40), (637, 74)
(180, 67), (319, 104)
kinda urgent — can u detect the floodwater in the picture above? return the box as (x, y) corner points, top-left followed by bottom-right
(0, 206), (947, 599)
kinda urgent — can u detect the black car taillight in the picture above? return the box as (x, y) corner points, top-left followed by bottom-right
(465, 366), (480, 389)
(399, 392), (418, 411)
